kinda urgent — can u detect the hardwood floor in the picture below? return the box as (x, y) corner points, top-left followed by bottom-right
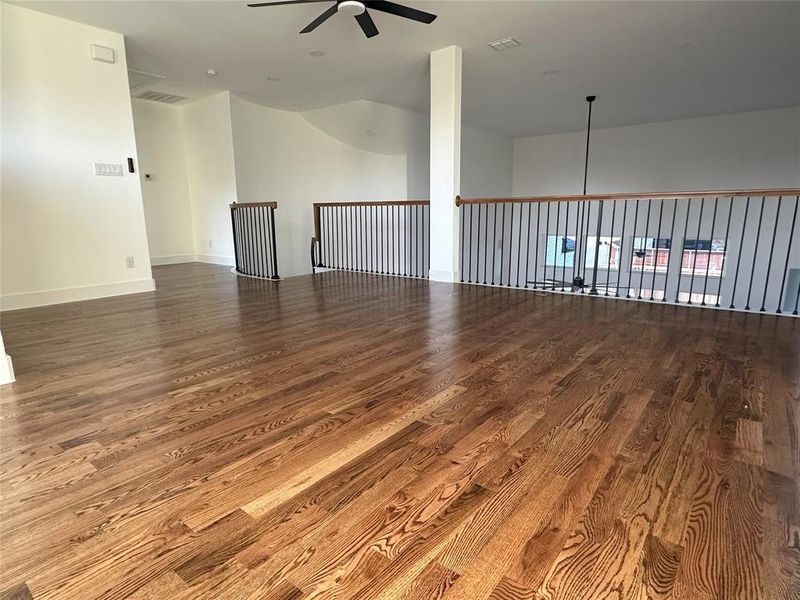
(1, 262), (798, 600)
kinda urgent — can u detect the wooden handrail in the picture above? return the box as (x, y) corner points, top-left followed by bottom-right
(230, 201), (278, 209)
(313, 200), (429, 208)
(455, 188), (800, 206)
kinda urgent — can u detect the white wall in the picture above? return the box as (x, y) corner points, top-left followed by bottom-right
(131, 99), (194, 264)
(512, 106), (800, 195)
(461, 125), (513, 199)
(181, 92), (239, 264)
(230, 95), (429, 277)
(1, 4), (154, 310)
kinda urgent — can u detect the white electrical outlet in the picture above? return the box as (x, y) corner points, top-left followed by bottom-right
(125, 256), (135, 268)
(94, 163), (124, 177)
(208, 240), (213, 248)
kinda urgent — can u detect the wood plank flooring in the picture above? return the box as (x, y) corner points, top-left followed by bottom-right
(1, 263), (798, 599)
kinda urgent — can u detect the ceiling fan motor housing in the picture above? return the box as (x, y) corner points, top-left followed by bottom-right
(338, 0), (366, 15)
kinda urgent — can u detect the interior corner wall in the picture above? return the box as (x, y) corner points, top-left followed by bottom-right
(131, 99), (195, 265)
(181, 92), (239, 265)
(512, 105), (800, 195)
(229, 95), (429, 277)
(0, 3), (154, 310)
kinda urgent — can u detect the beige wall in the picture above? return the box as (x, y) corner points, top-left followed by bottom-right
(131, 99), (194, 264)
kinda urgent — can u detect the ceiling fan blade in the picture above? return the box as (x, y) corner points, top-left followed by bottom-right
(364, 0), (436, 24)
(248, 0), (329, 7)
(355, 10), (379, 38)
(300, 4), (338, 33)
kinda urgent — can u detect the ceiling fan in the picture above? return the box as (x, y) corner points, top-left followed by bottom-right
(246, 0), (437, 39)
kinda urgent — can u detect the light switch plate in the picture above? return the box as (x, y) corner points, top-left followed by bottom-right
(94, 163), (124, 177)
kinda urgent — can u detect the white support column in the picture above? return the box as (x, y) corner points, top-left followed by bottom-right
(428, 45), (462, 283)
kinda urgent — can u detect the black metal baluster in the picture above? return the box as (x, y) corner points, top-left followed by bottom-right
(239, 207), (247, 274)
(459, 206), (465, 282)
(715, 198), (734, 307)
(729, 197), (751, 309)
(491, 205), (498, 285)
(561, 201), (569, 292)
(500, 202), (511, 285)
(246, 206), (254, 276)
(523, 203), (532, 288)
(230, 206), (240, 274)
(626, 200), (640, 298)
(507, 204), (515, 286)
(662, 199), (679, 302)
(589, 199), (605, 296)
(422, 204), (427, 277)
(604, 200), (617, 296)
(269, 207), (276, 278)
(475, 204), (489, 285)
(257, 207), (266, 277)
(533, 202), (541, 288)
(745, 196), (766, 311)
(468, 205), (474, 283)
(701, 198), (719, 306)
(676, 200), (692, 303)
(515, 203), (523, 288)
(384, 205), (389, 274)
(576, 200), (586, 287)
(650, 200), (664, 300)
(637, 199), (652, 299)
(777, 196), (799, 313)
(580, 202), (592, 293)
(327, 207), (333, 268)
(269, 207), (279, 279)
(615, 200), (628, 297)
(553, 201), (561, 290)
(418, 204), (423, 277)
(760, 196), (782, 312)
(406, 205), (411, 277)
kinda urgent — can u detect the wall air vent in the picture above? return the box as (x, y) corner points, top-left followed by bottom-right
(135, 91), (188, 104)
(488, 37), (521, 51)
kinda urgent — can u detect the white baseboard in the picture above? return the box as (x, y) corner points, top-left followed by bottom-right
(151, 254), (195, 266)
(194, 254), (235, 266)
(0, 278), (156, 311)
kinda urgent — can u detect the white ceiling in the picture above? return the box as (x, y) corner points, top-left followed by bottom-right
(17, 0), (800, 137)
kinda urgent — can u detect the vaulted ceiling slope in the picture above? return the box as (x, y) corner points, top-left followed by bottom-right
(17, 0), (800, 137)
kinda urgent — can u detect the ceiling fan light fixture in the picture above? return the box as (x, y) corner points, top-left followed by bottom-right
(338, 0), (366, 15)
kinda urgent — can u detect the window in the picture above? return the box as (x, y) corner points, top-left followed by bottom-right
(681, 239), (726, 276)
(631, 237), (671, 272)
(584, 236), (622, 270)
(544, 235), (575, 267)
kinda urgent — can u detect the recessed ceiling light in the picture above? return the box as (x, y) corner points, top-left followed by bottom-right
(488, 37), (521, 51)
(267, 76), (281, 81)
(366, 129), (377, 137)
(310, 50), (325, 57)
(206, 68), (218, 77)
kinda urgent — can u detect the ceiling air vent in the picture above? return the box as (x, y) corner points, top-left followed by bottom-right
(135, 91), (188, 104)
(488, 37), (521, 51)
